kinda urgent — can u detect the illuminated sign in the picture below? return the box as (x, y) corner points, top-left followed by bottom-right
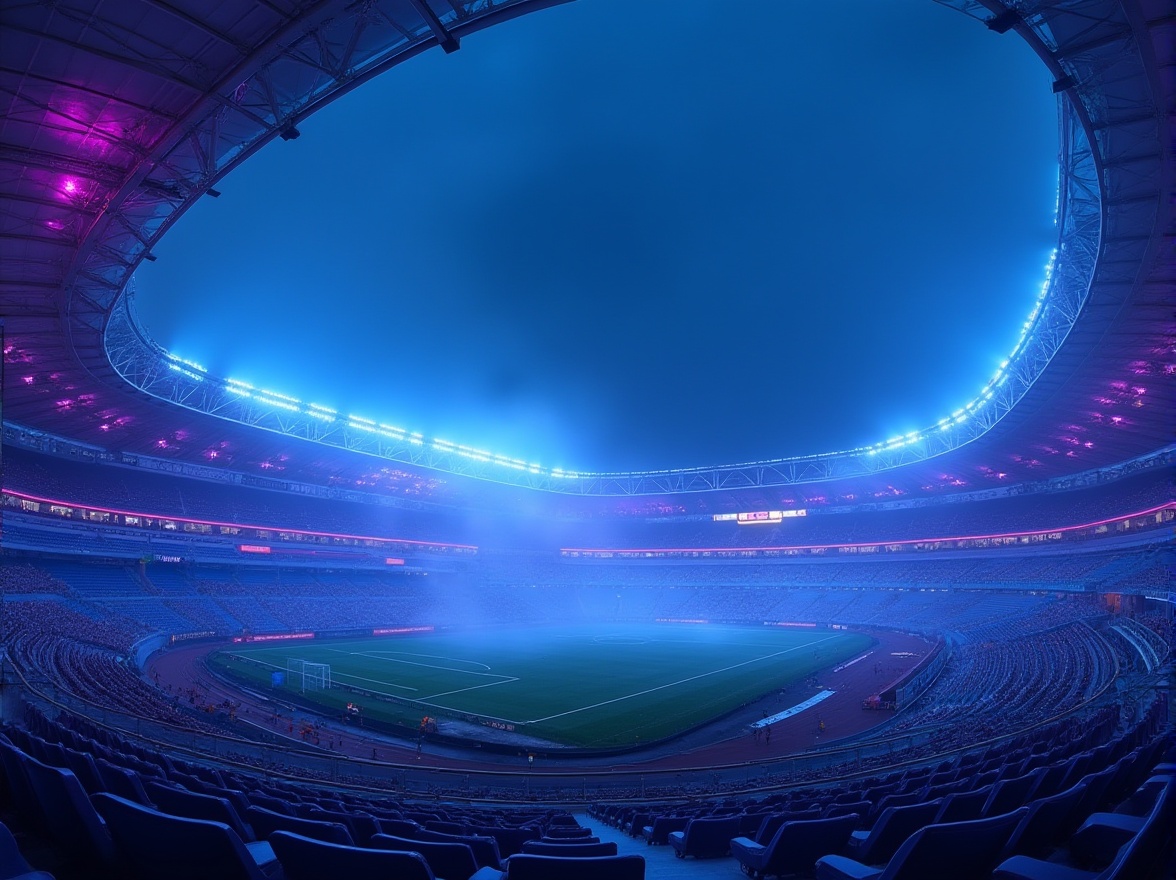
(372, 626), (434, 636)
(239, 544), (271, 554)
(231, 632), (314, 643)
(385, 557), (405, 566)
(713, 510), (808, 524)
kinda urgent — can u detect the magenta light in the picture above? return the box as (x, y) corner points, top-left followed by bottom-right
(3, 489), (479, 550)
(63, 179), (77, 193)
(560, 503), (1175, 555)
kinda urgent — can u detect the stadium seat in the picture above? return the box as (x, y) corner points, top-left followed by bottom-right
(1067, 776), (1174, 866)
(520, 841), (617, 857)
(0, 820), (55, 880)
(401, 828), (504, 870)
(16, 752), (118, 871)
(1000, 781), (1089, 859)
(270, 830), (435, 880)
(244, 805), (352, 845)
(372, 833), (480, 880)
(641, 814), (690, 845)
(815, 808), (1026, 880)
(729, 812), (859, 879)
(470, 853), (645, 880)
(847, 799), (942, 866)
(992, 775), (1175, 879)
(143, 780), (257, 842)
(667, 815), (741, 859)
(92, 792), (279, 880)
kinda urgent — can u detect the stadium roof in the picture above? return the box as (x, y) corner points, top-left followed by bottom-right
(0, 0), (1171, 513)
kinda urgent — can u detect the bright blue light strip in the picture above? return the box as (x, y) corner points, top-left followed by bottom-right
(163, 247), (1059, 478)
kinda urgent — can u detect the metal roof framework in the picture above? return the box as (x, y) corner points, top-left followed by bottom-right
(0, 0), (1171, 505)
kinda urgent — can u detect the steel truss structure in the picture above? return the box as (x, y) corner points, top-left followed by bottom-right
(1, 0), (1171, 498)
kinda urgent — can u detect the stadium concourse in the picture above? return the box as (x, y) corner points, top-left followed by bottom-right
(1, 0), (1174, 876)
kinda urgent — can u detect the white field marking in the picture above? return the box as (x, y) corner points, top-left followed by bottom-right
(419, 676), (520, 701)
(519, 634), (841, 725)
(324, 648), (504, 677)
(348, 650), (493, 672)
(225, 654), (419, 693)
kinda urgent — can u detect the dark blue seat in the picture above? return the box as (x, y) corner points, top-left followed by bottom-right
(985, 770), (1045, 818)
(730, 812), (859, 879)
(92, 792), (278, 880)
(244, 805), (352, 845)
(17, 751), (118, 871)
(992, 774), (1175, 879)
(372, 832), (480, 880)
(816, 808), (1025, 880)
(1068, 776), (1174, 867)
(470, 853), (645, 880)
(95, 758), (153, 805)
(0, 820), (55, 880)
(668, 815), (741, 859)
(934, 788), (991, 824)
(847, 799), (942, 866)
(520, 840), (617, 857)
(406, 828), (503, 870)
(1000, 781), (1089, 859)
(143, 780), (256, 842)
(641, 814), (690, 845)
(270, 831), (435, 880)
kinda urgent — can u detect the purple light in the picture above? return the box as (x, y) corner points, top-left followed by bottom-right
(560, 502), (1176, 555)
(45, 219), (65, 231)
(1, 489), (478, 550)
(63, 178), (77, 194)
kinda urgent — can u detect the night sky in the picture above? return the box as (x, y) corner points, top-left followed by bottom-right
(135, 0), (1059, 474)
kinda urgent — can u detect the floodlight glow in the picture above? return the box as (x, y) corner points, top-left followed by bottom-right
(226, 378), (254, 389)
(305, 409), (334, 422)
(308, 403), (337, 414)
(256, 397), (299, 412)
(260, 388), (299, 403)
(168, 364), (204, 382)
(348, 415), (375, 425)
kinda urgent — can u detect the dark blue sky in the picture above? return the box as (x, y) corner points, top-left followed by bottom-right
(136, 0), (1059, 473)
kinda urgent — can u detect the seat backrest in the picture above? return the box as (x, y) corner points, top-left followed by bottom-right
(410, 828), (502, 870)
(18, 751), (117, 867)
(858, 799), (942, 865)
(763, 813), (859, 877)
(983, 771), (1041, 818)
(95, 758), (153, 805)
(144, 780), (255, 842)
(878, 808), (1026, 880)
(372, 833), (479, 880)
(935, 788), (991, 824)
(0, 738), (42, 832)
(92, 792), (264, 880)
(0, 819), (36, 878)
(1104, 780), (1176, 880)
(682, 815), (740, 858)
(522, 840), (617, 857)
(1000, 781), (1088, 859)
(270, 831), (434, 880)
(244, 805), (352, 845)
(60, 748), (104, 795)
(502, 854), (645, 880)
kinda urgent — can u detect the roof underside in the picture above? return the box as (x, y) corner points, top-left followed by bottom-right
(0, 0), (1172, 514)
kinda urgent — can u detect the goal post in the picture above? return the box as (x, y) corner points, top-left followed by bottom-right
(286, 659), (331, 692)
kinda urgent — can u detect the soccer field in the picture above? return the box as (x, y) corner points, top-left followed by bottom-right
(210, 624), (873, 748)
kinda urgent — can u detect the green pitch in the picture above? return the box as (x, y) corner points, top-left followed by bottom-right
(210, 624), (872, 748)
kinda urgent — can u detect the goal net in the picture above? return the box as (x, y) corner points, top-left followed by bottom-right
(286, 659), (331, 692)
